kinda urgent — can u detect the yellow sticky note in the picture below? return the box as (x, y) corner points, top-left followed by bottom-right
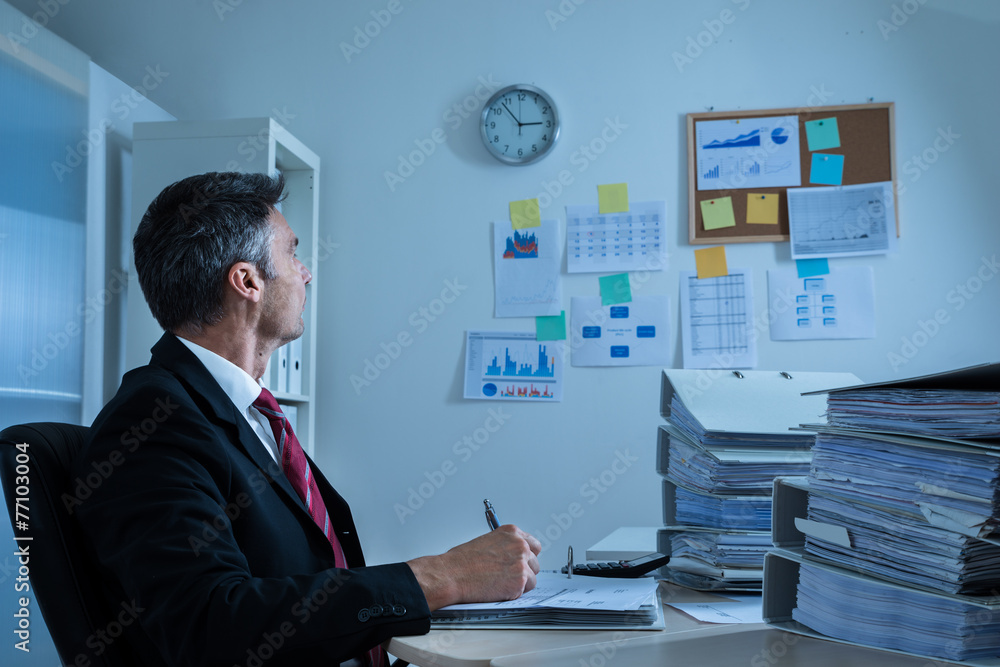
(510, 198), (541, 229)
(700, 197), (736, 230)
(695, 246), (728, 279)
(598, 183), (629, 214)
(746, 193), (779, 225)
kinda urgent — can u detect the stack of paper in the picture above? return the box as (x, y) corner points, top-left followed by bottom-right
(430, 572), (661, 629)
(662, 423), (812, 495)
(826, 389), (1000, 439)
(656, 369), (860, 591)
(804, 488), (1000, 595)
(785, 362), (1000, 663)
(673, 485), (772, 531)
(807, 362), (1000, 440)
(793, 560), (1000, 662)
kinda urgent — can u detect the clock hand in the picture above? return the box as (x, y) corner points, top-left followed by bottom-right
(502, 103), (522, 126)
(521, 122), (543, 126)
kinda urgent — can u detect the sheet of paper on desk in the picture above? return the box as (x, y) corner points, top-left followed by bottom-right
(666, 594), (763, 624)
(437, 572), (658, 613)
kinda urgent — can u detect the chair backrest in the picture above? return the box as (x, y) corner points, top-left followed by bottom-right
(0, 422), (141, 666)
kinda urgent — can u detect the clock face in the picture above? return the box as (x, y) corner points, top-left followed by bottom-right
(481, 84), (559, 165)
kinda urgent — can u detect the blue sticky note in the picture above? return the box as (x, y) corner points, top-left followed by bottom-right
(599, 273), (632, 306)
(810, 153), (844, 185)
(805, 117), (840, 152)
(796, 258), (830, 278)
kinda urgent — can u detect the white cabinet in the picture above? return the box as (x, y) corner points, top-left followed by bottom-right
(130, 118), (320, 454)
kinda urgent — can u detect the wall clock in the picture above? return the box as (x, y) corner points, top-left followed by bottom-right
(481, 84), (559, 165)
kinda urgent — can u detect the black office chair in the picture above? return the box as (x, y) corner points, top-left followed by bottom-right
(0, 421), (152, 666)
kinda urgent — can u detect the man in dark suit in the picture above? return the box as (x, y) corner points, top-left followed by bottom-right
(74, 172), (541, 666)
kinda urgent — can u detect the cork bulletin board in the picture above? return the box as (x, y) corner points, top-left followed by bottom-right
(686, 102), (897, 244)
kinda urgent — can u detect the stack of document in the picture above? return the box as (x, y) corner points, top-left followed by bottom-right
(673, 485), (772, 531)
(785, 362), (1000, 662)
(662, 423), (812, 495)
(430, 572), (661, 629)
(657, 369), (860, 591)
(793, 560), (1000, 663)
(826, 389), (1000, 439)
(804, 489), (1000, 595)
(810, 362), (1000, 440)
(669, 530), (773, 569)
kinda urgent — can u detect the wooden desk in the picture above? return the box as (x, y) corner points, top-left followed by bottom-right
(386, 583), (749, 667)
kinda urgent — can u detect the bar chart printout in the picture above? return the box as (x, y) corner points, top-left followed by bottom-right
(679, 269), (757, 369)
(464, 331), (564, 401)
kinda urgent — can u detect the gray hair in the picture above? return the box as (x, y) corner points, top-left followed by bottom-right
(133, 171), (286, 333)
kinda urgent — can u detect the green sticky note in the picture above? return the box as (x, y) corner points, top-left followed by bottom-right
(536, 311), (566, 341)
(746, 193), (779, 225)
(694, 246), (728, 279)
(510, 198), (541, 229)
(599, 273), (632, 305)
(700, 196), (736, 230)
(805, 117), (841, 152)
(598, 183), (629, 214)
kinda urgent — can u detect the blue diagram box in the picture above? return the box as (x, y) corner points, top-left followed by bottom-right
(796, 295), (809, 304)
(610, 346), (630, 358)
(610, 306), (629, 318)
(797, 319), (812, 328)
(636, 326), (656, 338)
(804, 278), (825, 291)
(797, 307), (809, 315)
(582, 326), (602, 338)
(823, 318), (837, 327)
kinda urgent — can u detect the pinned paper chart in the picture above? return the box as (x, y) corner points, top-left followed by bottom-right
(464, 331), (564, 401)
(767, 266), (876, 340)
(493, 220), (562, 318)
(679, 269), (757, 369)
(566, 200), (667, 273)
(787, 181), (896, 259)
(569, 296), (670, 367)
(695, 115), (802, 191)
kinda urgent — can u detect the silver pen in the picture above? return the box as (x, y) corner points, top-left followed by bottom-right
(483, 499), (500, 530)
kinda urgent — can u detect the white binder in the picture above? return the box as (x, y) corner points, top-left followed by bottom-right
(660, 369), (862, 439)
(287, 337), (302, 394)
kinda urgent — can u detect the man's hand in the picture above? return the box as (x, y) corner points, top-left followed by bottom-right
(406, 525), (542, 611)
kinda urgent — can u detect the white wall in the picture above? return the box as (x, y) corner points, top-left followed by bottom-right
(21, 0), (1000, 569)
(310, 1), (1000, 568)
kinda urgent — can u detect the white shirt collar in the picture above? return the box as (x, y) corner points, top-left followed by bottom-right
(176, 336), (263, 414)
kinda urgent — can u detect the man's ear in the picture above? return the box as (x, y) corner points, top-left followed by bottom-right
(227, 261), (263, 303)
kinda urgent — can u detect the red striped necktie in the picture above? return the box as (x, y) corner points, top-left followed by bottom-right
(253, 388), (386, 667)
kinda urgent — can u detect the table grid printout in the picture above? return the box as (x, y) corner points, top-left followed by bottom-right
(566, 201), (666, 273)
(687, 273), (750, 359)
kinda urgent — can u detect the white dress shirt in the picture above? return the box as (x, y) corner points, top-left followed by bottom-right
(177, 337), (279, 462)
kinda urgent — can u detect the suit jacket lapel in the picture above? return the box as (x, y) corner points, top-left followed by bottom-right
(148, 333), (303, 513)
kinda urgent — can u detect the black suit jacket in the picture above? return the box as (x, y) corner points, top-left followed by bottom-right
(73, 333), (430, 666)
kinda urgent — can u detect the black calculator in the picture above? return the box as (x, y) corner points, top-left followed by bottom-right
(560, 552), (670, 578)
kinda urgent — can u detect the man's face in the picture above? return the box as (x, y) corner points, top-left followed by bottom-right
(259, 210), (312, 344)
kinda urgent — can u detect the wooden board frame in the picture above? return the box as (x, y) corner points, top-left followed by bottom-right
(686, 102), (897, 244)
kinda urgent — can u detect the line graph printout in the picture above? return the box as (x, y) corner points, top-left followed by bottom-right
(695, 116), (801, 191)
(464, 331), (564, 402)
(679, 269), (757, 369)
(493, 219), (562, 317)
(566, 200), (667, 273)
(787, 181), (896, 259)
